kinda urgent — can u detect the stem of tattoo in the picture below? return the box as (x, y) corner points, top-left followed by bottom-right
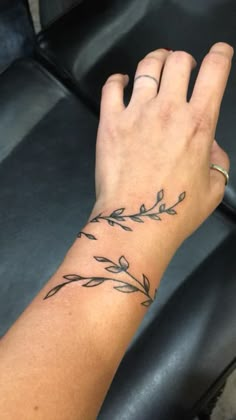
(44, 256), (158, 308)
(90, 190), (186, 231)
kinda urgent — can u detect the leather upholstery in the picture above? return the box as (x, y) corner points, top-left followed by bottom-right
(0, 0), (34, 74)
(0, 60), (67, 162)
(38, 0), (236, 215)
(0, 59), (98, 334)
(39, 0), (83, 28)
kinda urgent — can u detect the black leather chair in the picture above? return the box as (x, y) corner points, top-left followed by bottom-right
(0, 1), (235, 418)
(39, 0), (83, 28)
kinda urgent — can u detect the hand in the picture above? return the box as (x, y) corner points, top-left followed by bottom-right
(92, 42), (233, 243)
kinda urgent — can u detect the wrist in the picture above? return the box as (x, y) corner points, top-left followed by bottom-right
(84, 197), (184, 284)
(89, 189), (186, 249)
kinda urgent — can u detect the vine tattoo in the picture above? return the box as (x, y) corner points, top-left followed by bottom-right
(44, 189), (185, 306)
(77, 231), (97, 240)
(44, 255), (157, 307)
(90, 190), (186, 231)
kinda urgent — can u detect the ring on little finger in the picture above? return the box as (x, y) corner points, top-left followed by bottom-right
(210, 163), (229, 185)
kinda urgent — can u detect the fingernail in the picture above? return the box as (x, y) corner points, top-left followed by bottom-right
(210, 42), (234, 58)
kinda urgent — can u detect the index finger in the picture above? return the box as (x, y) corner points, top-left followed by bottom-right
(190, 42), (234, 120)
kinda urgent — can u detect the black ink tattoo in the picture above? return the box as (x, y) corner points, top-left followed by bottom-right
(77, 231), (97, 240)
(44, 255), (158, 307)
(90, 190), (186, 231)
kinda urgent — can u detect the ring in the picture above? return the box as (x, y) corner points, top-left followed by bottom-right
(134, 74), (159, 88)
(210, 163), (229, 185)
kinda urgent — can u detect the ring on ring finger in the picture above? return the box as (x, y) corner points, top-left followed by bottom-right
(130, 49), (172, 104)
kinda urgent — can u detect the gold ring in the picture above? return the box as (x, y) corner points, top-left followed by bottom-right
(210, 164), (229, 185)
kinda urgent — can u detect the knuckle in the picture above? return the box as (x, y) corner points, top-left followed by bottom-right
(105, 113), (136, 138)
(191, 107), (213, 133)
(170, 50), (194, 63)
(139, 55), (162, 67)
(103, 74), (122, 88)
(144, 52), (162, 60)
(104, 119), (123, 138)
(145, 49), (165, 58)
(158, 100), (176, 124)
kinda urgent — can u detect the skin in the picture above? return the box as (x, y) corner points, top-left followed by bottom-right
(94, 44), (231, 238)
(0, 42), (233, 419)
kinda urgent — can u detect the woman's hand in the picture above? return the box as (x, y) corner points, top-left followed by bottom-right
(92, 42), (233, 243)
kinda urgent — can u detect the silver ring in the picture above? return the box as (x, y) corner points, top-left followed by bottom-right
(134, 74), (159, 88)
(210, 163), (229, 185)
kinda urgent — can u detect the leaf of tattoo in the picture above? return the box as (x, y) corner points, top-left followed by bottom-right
(110, 208), (125, 217)
(159, 204), (166, 213)
(121, 225), (132, 231)
(179, 192), (186, 202)
(44, 285), (64, 299)
(89, 189), (186, 231)
(119, 256), (129, 271)
(94, 257), (112, 263)
(44, 255), (155, 308)
(148, 214), (161, 220)
(84, 279), (104, 287)
(106, 266), (123, 273)
(140, 204), (146, 213)
(114, 284), (139, 293)
(64, 275), (83, 281)
(167, 209), (177, 215)
(130, 216), (144, 223)
(77, 231), (97, 240)
(115, 216), (126, 221)
(157, 189), (164, 202)
(143, 275), (150, 293)
(142, 299), (153, 307)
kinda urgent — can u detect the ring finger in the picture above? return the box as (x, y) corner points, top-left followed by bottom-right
(129, 49), (172, 105)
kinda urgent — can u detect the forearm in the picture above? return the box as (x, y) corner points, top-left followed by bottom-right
(0, 197), (182, 420)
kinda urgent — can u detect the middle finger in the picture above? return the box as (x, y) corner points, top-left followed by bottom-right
(157, 51), (197, 104)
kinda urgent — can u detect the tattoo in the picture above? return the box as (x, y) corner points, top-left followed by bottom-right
(90, 190), (186, 231)
(44, 255), (158, 307)
(77, 231), (97, 240)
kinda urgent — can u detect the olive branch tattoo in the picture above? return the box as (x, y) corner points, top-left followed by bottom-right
(90, 190), (186, 231)
(44, 256), (157, 307)
(77, 231), (97, 240)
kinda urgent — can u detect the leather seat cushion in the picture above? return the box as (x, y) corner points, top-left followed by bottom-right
(0, 59), (98, 334)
